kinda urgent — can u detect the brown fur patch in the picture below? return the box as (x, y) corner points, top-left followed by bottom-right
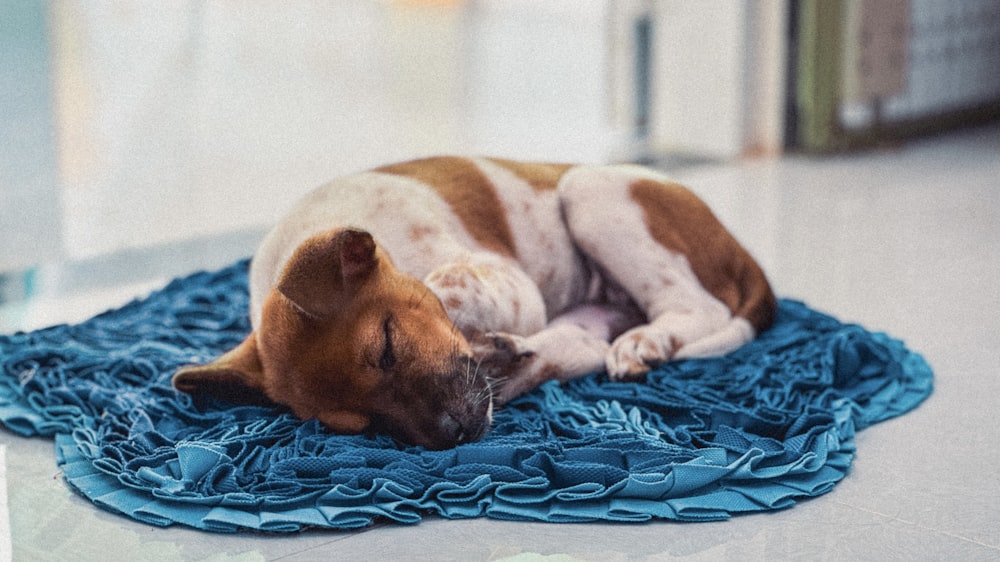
(628, 179), (776, 332)
(376, 157), (517, 257)
(487, 157), (573, 191)
(408, 224), (437, 242)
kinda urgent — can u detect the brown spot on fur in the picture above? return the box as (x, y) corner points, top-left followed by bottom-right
(376, 157), (517, 257)
(409, 224), (437, 242)
(486, 157), (573, 192)
(669, 335), (684, 357)
(444, 276), (466, 289)
(628, 332), (647, 347)
(534, 362), (563, 384)
(628, 179), (776, 332)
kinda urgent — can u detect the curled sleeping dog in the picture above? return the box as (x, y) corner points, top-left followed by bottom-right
(172, 156), (776, 449)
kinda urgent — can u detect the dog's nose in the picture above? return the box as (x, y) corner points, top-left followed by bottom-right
(447, 416), (467, 443)
(441, 411), (488, 445)
(441, 413), (469, 443)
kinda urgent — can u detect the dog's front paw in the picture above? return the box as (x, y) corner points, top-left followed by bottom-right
(606, 326), (681, 381)
(471, 332), (535, 372)
(469, 332), (540, 406)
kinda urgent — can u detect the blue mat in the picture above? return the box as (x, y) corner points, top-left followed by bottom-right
(0, 260), (932, 532)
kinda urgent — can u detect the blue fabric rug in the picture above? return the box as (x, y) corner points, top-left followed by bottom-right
(0, 260), (932, 532)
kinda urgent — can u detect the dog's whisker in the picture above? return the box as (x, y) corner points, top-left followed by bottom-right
(461, 355), (473, 389)
(471, 379), (492, 403)
(482, 374), (501, 392)
(406, 286), (426, 307)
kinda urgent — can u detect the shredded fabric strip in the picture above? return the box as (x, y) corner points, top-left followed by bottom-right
(0, 260), (933, 532)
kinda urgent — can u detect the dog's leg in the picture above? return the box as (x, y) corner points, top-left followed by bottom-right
(425, 253), (642, 405)
(472, 303), (643, 405)
(559, 166), (756, 380)
(488, 302), (648, 404)
(424, 252), (548, 338)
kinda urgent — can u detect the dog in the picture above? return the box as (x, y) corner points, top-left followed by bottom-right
(172, 156), (776, 449)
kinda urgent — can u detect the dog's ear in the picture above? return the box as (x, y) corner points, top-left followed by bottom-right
(318, 410), (371, 435)
(172, 334), (270, 405)
(277, 228), (379, 319)
(336, 228), (379, 279)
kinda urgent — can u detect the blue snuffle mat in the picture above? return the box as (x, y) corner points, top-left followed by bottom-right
(0, 260), (933, 532)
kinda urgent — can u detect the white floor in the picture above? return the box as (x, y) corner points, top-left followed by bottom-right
(3, 124), (1000, 560)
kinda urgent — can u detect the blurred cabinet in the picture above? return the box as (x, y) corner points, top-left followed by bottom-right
(607, 1), (788, 160)
(792, 0), (1000, 152)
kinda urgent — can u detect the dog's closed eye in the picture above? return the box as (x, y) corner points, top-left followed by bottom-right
(379, 316), (396, 370)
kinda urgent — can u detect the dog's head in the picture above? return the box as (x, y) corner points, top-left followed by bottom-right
(172, 228), (493, 449)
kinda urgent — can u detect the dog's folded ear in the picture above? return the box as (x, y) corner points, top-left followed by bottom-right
(172, 334), (271, 405)
(318, 410), (371, 435)
(277, 228), (379, 319)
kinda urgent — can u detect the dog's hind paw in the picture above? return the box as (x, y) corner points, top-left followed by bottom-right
(606, 326), (682, 381)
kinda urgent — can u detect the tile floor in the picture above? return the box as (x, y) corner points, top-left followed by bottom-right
(3, 124), (1000, 560)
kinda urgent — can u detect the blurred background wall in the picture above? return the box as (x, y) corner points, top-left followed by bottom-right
(1, 0), (998, 298)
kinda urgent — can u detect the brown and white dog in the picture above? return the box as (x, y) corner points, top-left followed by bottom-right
(173, 156), (775, 449)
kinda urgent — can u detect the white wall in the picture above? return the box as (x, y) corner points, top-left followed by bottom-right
(462, 1), (610, 161)
(0, 0), (62, 270)
(3, 0), (613, 268)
